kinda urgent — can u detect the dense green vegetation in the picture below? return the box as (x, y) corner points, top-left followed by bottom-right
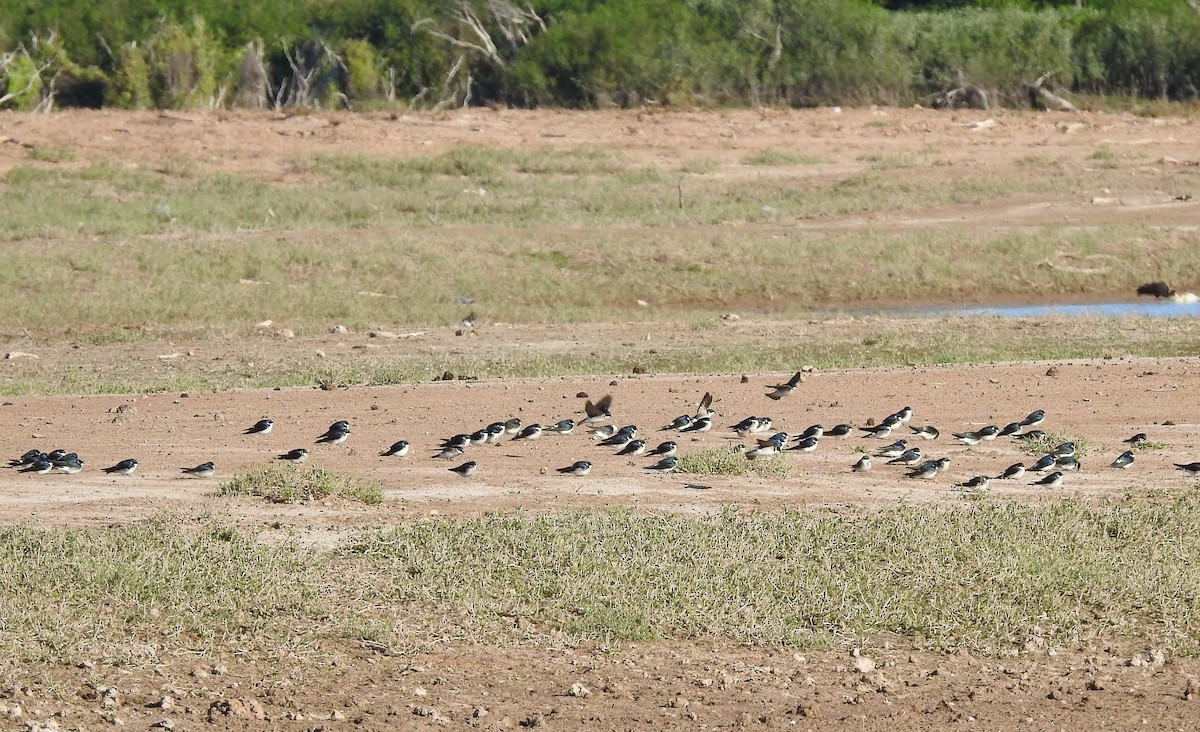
(0, 0), (1197, 110)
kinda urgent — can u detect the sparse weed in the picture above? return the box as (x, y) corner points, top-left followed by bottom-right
(678, 446), (792, 478)
(221, 464), (383, 505)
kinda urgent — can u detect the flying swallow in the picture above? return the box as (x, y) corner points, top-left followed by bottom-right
(906, 460), (940, 480)
(851, 454), (872, 472)
(644, 456), (678, 473)
(20, 458), (53, 474)
(996, 463), (1026, 480)
(826, 424), (854, 438)
(54, 454), (85, 474)
(1123, 433), (1148, 447)
(557, 460), (592, 476)
(181, 461), (215, 479)
(695, 392), (715, 418)
(955, 475), (990, 492)
(679, 416), (712, 433)
(886, 447), (924, 466)
(1049, 441), (1076, 457)
(513, 424), (543, 441)
(1175, 462), (1200, 475)
(448, 461), (477, 477)
(1030, 471), (1064, 488)
(433, 446), (465, 460)
(616, 439), (647, 456)
(647, 441), (678, 457)
(244, 419), (274, 435)
(1056, 456), (1082, 471)
(545, 419), (576, 435)
(1021, 409), (1046, 428)
(661, 415), (693, 431)
(765, 371), (804, 400)
(875, 440), (909, 458)
(102, 458), (139, 475)
(910, 425), (940, 440)
(997, 422), (1024, 438)
(316, 421), (350, 445)
(1110, 451), (1135, 469)
(381, 441), (410, 457)
(581, 394), (614, 424)
(277, 448), (308, 465)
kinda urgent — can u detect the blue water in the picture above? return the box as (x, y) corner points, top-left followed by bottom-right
(857, 301), (1200, 319)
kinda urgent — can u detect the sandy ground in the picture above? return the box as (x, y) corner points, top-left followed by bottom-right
(3, 108), (1200, 729)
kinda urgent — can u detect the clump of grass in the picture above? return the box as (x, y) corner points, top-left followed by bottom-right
(677, 446), (792, 478)
(220, 464), (383, 505)
(1019, 431), (1089, 458)
(1136, 440), (1167, 451)
(742, 149), (824, 166)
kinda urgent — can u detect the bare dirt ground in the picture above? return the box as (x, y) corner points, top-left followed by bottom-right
(3, 109), (1200, 730)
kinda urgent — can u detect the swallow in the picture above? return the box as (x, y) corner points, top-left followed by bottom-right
(996, 463), (1026, 480)
(647, 441), (678, 457)
(504, 418), (523, 434)
(277, 448), (309, 465)
(661, 415), (693, 431)
(181, 461), (215, 478)
(102, 458), (139, 475)
(433, 446), (465, 460)
(886, 447), (924, 466)
(9, 449), (43, 468)
(955, 475), (990, 492)
(695, 391), (715, 418)
(997, 422), (1024, 438)
(316, 421), (350, 445)
(484, 423), (507, 443)
(851, 455), (872, 472)
(448, 461), (477, 477)
(381, 441), (410, 457)
(46, 449), (68, 461)
(860, 424), (894, 439)
(875, 440), (909, 458)
(468, 430), (490, 446)
(557, 460), (592, 476)
(53, 454), (85, 474)
(582, 394), (614, 424)
(953, 429), (988, 446)
(761, 432), (790, 448)
(1175, 462), (1200, 475)
(1124, 433), (1148, 447)
(731, 417), (772, 436)
(513, 424), (543, 441)
(906, 460), (940, 480)
(1029, 454), (1057, 472)
(1014, 430), (1046, 442)
(244, 419), (274, 435)
(442, 434), (471, 450)
(910, 425), (940, 440)
(545, 419), (576, 435)
(1056, 455), (1082, 470)
(1020, 409), (1046, 428)
(679, 417), (712, 433)
(588, 425), (617, 440)
(1110, 451), (1135, 469)
(826, 424), (854, 438)
(934, 457), (952, 473)
(891, 406), (914, 424)
(1030, 471), (1064, 488)
(19, 458), (54, 474)
(1050, 441), (1076, 457)
(644, 456), (678, 473)
(794, 425), (821, 441)
(461, 311), (477, 328)
(616, 439), (647, 456)
(599, 426), (637, 446)
(746, 442), (781, 460)
(765, 371), (804, 400)
(791, 436), (820, 453)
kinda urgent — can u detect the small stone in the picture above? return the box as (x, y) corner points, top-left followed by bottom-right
(1087, 679), (1105, 691)
(568, 683), (590, 698)
(1185, 677), (1200, 700)
(150, 721), (175, 730)
(473, 707), (489, 718)
(631, 366), (647, 375)
(1045, 366), (1059, 377)
(331, 709), (346, 721)
(278, 328), (294, 339)
(100, 688), (121, 709)
(636, 299), (648, 307)
(853, 657), (876, 674)
(368, 330), (396, 338)
(413, 687), (427, 698)
(330, 325), (348, 334)
(722, 313), (740, 321)
(575, 391), (588, 398)
(740, 375), (749, 383)
(210, 664), (228, 676)
(1048, 688), (1063, 700)
(519, 714), (544, 728)
(2, 704), (21, 719)
(149, 697), (174, 711)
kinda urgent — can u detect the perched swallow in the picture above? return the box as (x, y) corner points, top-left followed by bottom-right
(910, 425), (940, 440)
(1050, 441), (1076, 457)
(1056, 456), (1082, 471)
(955, 475), (990, 492)
(954, 426), (999, 445)
(661, 415), (693, 431)
(513, 424), (543, 441)
(851, 454), (872, 472)
(557, 460), (592, 476)
(582, 394), (614, 424)
(468, 430), (490, 446)
(891, 406), (914, 424)
(442, 434), (471, 450)
(826, 424), (854, 438)
(54, 454), (85, 474)
(277, 448), (308, 465)
(860, 424), (894, 439)
(731, 417), (772, 436)
(588, 425), (617, 440)
(799, 424), (824, 440)
(545, 419), (576, 435)
(906, 461), (940, 480)
(381, 441), (410, 457)
(647, 441), (678, 457)
(1021, 409), (1046, 427)
(695, 392), (715, 418)
(934, 457), (951, 473)
(1175, 462), (1200, 475)
(316, 421), (351, 445)
(616, 439), (647, 456)
(46, 449), (68, 461)
(765, 371), (804, 400)
(1110, 451), (1135, 469)
(1015, 430), (1046, 442)
(746, 443), (781, 460)
(996, 463), (1026, 480)
(20, 458), (53, 474)
(599, 426), (637, 446)
(997, 422), (1024, 438)
(679, 416), (712, 433)
(792, 436), (820, 453)
(9, 449), (43, 468)
(244, 419), (274, 435)
(503, 418), (523, 434)
(484, 423), (507, 443)
(762, 432), (790, 448)
(644, 456), (679, 473)
(102, 458), (139, 475)
(1124, 433), (1148, 447)
(448, 461), (477, 477)
(886, 447), (924, 466)
(875, 440), (910, 458)
(1030, 471), (1064, 488)
(433, 446), (465, 460)
(1028, 454), (1057, 472)
(181, 462), (215, 479)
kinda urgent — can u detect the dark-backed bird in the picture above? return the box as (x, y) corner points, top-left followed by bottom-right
(181, 462), (215, 479)
(765, 371), (804, 400)
(244, 419), (274, 435)
(102, 458), (139, 475)
(581, 394), (614, 424)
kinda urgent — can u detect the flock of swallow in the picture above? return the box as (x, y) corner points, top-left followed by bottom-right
(7, 370), (1200, 491)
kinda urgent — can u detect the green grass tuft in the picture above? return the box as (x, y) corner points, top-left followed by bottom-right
(677, 446), (792, 478)
(220, 464), (383, 505)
